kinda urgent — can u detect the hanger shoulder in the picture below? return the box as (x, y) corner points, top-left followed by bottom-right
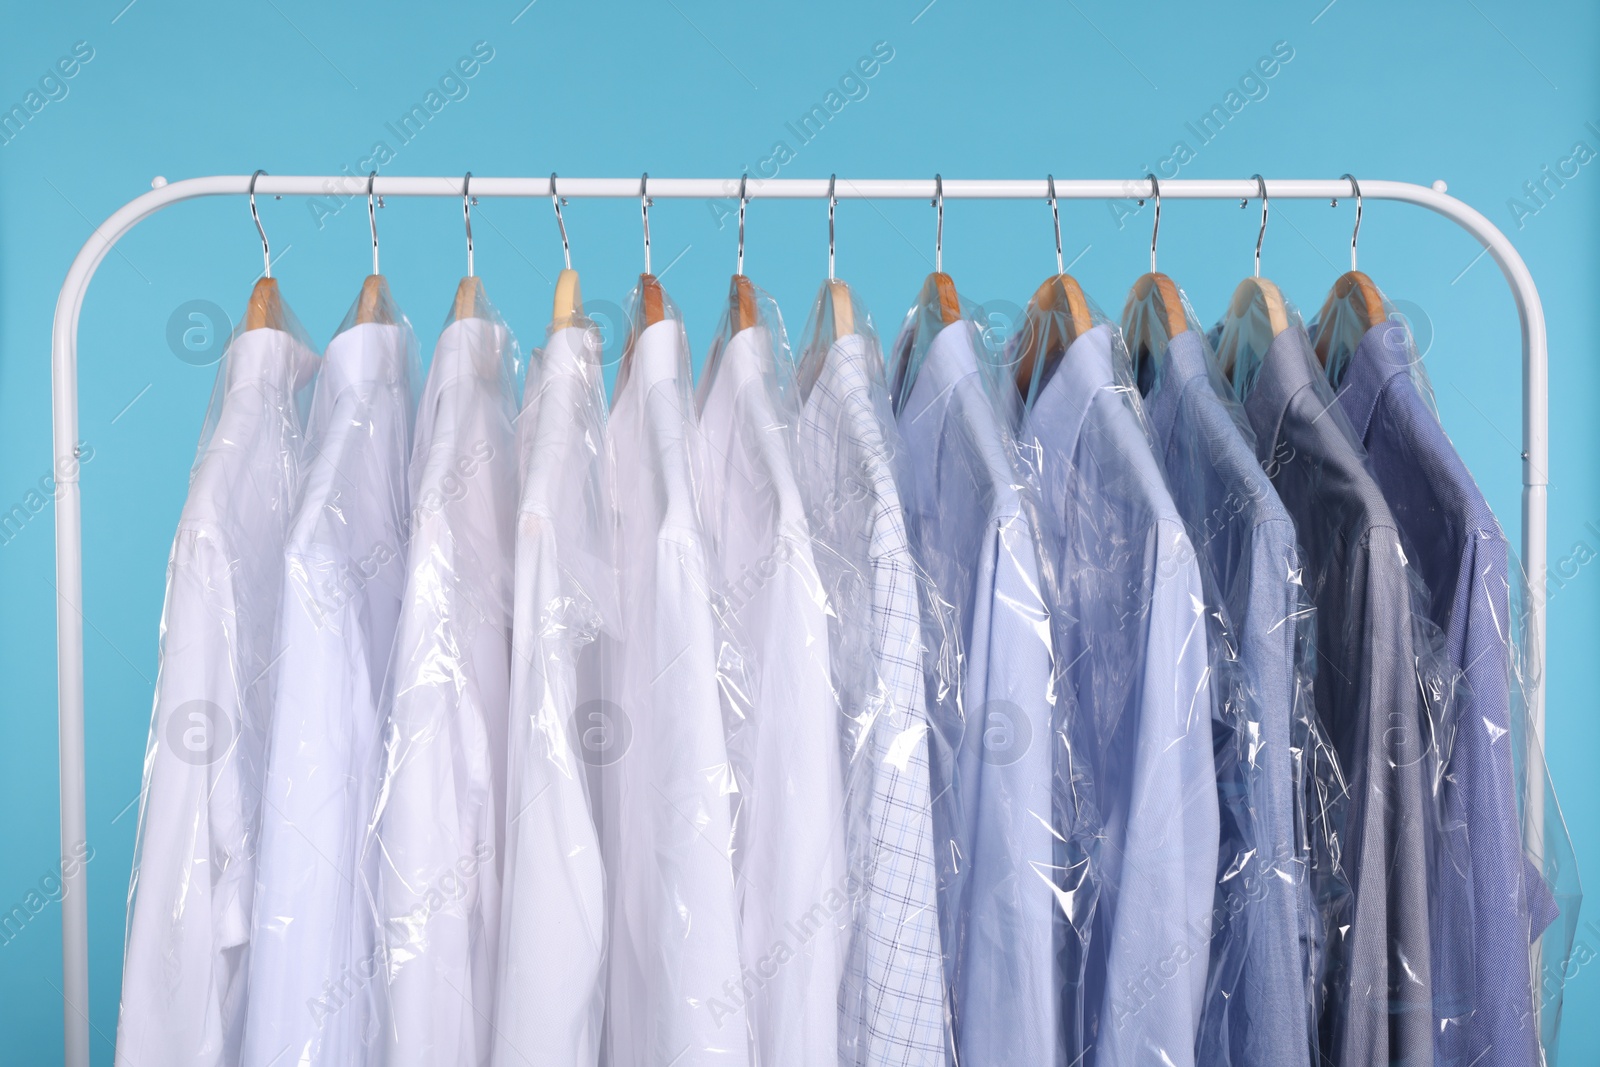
(828, 279), (855, 340)
(1315, 269), (1384, 333)
(1312, 269), (1386, 367)
(245, 276), (284, 332)
(920, 271), (960, 326)
(730, 274), (758, 331)
(355, 274), (395, 326)
(639, 273), (665, 326)
(1131, 271), (1188, 339)
(1013, 273), (1093, 397)
(551, 268), (584, 329)
(1229, 276), (1288, 335)
(1124, 271), (1188, 379)
(452, 276), (482, 321)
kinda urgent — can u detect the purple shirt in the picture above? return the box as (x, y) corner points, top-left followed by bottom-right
(1334, 321), (1559, 1067)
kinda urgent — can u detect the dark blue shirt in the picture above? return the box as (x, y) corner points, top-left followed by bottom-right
(1241, 324), (1434, 1067)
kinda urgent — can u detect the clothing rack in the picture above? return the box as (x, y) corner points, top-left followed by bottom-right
(49, 175), (1549, 1067)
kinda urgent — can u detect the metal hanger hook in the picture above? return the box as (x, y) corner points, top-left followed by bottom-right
(737, 173), (749, 276)
(639, 172), (652, 275)
(1243, 173), (1268, 278)
(550, 172), (571, 270)
(932, 173), (944, 274)
(1334, 173), (1362, 271)
(366, 170), (381, 275)
(827, 174), (837, 281)
(1047, 174), (1062, 275)
(1138, 173), (1162, 273)
(248, 169), (271, 278)
(462, 172), (475, 278)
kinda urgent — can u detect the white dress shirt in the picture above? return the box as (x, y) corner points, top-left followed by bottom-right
(371, 314), (519, 1067)
(492, 324), (613, 1067)
(117, 325), (319, 1067)
(1021, 325), (1218, 1067)
(796, 332), (948, 1067)
(895, 320), (1057, 1067)
(242, 320), (416, 1067)
(697, 324), (846, 1067)
(607, 316), (750, 1066)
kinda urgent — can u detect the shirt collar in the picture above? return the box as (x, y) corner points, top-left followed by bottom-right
(1028, 322), (1118, 450)
(432, 315), (513, 387)
(1242, 325), (1324, 460)
(625, 318), (687, 396)
(1140, 329), (1211, 448)
(322, 321), (409, 400)
(1333, 321), (1412, 442)
(226, 326), (319, 394)
(533, 325), (602, 397)
(903, 320), (1019, 512)
(718, 324), (776, 394)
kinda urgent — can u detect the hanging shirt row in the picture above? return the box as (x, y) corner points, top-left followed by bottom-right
(116, 249), (1578, 1067)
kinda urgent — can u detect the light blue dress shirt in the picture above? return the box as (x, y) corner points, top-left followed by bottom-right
(1020, 324), (1219, 1067)
(1141, 330), (1323, 1067)
(896, 319), (1057, 1066)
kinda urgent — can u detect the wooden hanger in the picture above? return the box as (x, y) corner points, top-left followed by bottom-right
(353, 171), (395, 326)
(638, 274), (664, 326)
(1312, 269), (1385, 366)
(919, 175), (961, 327)
(828, 278), (854, 340)
(824, 179), (854, 342)
(447, 174), (483, 324)
(1216, 275), (1289, 388)
(548, 175), (585, 329)
(727, 177), (759, 333)
(1313, 178), (1385, 373)
(730, 274), (758, 331)
(919, 271), (960, 327)
(1014, 273), (1094, 399)
(552, 268), (584, 329)
(1217, 175), (1290, 389)
(797, 180), (860, 403)
(1012, 176), (1094, 399)
(355, 274), (396, 325)
(452, 275), (484, 321)
(244, 171), (285, 331)
(1121, 176), (1189, 370)
(244, 276), (284, 331)
(637, 175), (665, 328)
(1123, 271), (1188, 374)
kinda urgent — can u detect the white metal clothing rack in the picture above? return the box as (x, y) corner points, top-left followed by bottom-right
(49, 175), (1549, 1066)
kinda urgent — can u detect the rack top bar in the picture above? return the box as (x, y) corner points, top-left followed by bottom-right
(148, 174), (1444, 200)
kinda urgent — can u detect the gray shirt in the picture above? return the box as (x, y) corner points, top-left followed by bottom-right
(1241, 325), (1434, 1067)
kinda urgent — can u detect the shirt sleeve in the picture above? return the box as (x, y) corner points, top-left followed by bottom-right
(1096, 517), (1219, 1067)
(117, 530), (249, 1067)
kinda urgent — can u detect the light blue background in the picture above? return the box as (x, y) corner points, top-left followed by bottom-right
(1, 1), (1596, 1062)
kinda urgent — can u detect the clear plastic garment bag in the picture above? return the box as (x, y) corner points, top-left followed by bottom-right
(1008, 292), (1218, 1067)
(243, 279), (419, 1067)
(890, 277), (1061, 1067)
(366, 282), (521, 1067)
(695, 277), (849, 1067)
(1218, 296), (1453, 1067)
(605, 278), (750, 1065)
(1127, 279), (1346, 1067)
(1314, 295), (1580, 1067)
(794, 278), (952, 1067)
(117, 282), (319, 1067)
(493, 314), (614, 1067)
